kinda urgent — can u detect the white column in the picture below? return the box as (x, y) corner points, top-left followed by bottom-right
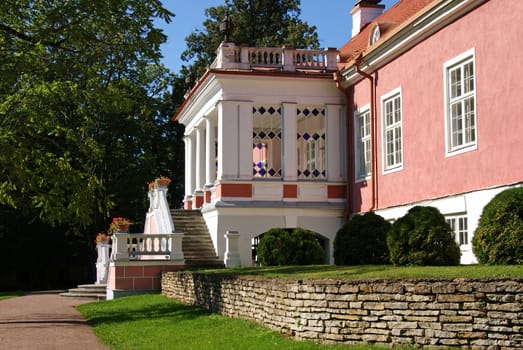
(205, 116), (217, 187)
(195, 125), (205, 192)
(282, 103), (297, 181)
(326, 104), (344, 182)
(217, 101), (239, 180)
(238, 102), (253, 180)
(183, 135), (194, 199)
(184, 133), (196, 197)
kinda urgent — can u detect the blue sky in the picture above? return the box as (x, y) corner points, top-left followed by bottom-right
(157, 0), (397, 73)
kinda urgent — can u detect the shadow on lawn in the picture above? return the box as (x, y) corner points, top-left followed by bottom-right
(81, 296), (209, 326)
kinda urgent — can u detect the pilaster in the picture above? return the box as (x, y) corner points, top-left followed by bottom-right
(282, 102), (298, 181)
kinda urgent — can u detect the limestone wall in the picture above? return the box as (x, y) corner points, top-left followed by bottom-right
(162, 272), (523, 349)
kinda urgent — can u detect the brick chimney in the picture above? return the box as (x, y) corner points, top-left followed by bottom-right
(351, 0), (385, 37)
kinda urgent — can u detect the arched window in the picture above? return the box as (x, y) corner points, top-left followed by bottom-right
(370, 24), (380, 45)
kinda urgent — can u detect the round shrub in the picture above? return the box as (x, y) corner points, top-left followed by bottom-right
(290, 227), (325, 265)
(387, 206), (460, 266)
(256, 227), (325, 266)
(256, 228), (293, 266)
(472, 187), (523, 264)
(333, 212), (391, 265)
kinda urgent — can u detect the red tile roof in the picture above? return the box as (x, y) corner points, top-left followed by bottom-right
(339, 0), (436, 64)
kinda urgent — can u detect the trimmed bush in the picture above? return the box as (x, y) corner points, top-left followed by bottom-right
(256, 228), (293, 266)
(387, 206), (460, 266)
(333, 212), (391, 265)
(257, 227), (325, 266)
(290, 227), (325, 265)
(472, 187), (523, 264)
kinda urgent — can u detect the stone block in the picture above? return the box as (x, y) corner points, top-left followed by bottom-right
(458, 331), (487, 339)
(338, 284), (359, 293)
(486, 303), (521, 312)
(404, 283), (432, 294)
(418, 321), (442, 329)
(391, 328), (424, 337)
(364, 302), (385, 310)
(406, 294), (434, 302)
(440, 315), (473, 323)
(442, 323), (473, 332)
(437, 294), (476, 302)
(432, 282), (456, 294)
(384, 301), (409, 309)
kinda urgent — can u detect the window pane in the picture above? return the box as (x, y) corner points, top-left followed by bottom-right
(297, 106), (326, 179)
(464, 97), (475, 143)
(356, 110), (371, 179)
(464, 62), (474, 94)
(450, 68), (461, 98)
(446, 55), (476, 152)
(252, 105), (282, 177)
(383, 93), (402, 170)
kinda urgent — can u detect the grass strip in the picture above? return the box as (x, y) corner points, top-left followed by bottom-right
(193, 264), (523, 280)
(0, 291), (25, 301)
(78, 294), (415, 350)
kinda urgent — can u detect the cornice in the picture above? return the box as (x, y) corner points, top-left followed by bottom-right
(340, 0), (488, 87)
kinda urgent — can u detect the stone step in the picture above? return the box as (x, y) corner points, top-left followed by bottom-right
(59, 292), (107, 300)
(60, 284), (107, 300)
(171, 209), (224, 269)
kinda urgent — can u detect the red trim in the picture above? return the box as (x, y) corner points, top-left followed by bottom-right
(328, 185), (346, 199)
(283, 184), (298, 198)
(204, 190), (211, 204)
(194, 194), (204, 209)
(215, 183), (253, 198)
(183, 200), (193, 210)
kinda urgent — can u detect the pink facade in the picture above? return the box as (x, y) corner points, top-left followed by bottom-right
(348, 0), (523, 213)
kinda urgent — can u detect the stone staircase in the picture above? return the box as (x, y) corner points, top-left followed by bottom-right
(60, 284), (106, 300)
(171, 209), (225, 269)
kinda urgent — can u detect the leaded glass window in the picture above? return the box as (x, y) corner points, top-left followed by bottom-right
(252, 105), (282, 177)
(297, 106), (326, 179)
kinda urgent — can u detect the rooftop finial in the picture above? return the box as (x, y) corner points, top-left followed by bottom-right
(220, 0), (233, 42)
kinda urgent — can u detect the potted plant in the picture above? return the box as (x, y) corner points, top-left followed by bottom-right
(155, 175), (171, 187)
(108, 217), (133, 233)
(95, 232), (110, 244)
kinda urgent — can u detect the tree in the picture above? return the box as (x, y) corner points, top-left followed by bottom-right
(0, 0), (176, 230)
(180, 0), (320, 77)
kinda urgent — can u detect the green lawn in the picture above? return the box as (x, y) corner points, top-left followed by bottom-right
(0, 291), (25, 301)
(78, 294), (415, 350)
(194, 264), (523, 279)
(78, 265), (521, 349)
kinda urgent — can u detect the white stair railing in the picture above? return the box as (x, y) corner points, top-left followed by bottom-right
(111, 232), (184, 263)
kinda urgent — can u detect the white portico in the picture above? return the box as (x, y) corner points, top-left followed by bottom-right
(175, 43), (346, 266)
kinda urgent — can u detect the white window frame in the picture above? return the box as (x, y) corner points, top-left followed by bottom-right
(354, 105), (371, 182)
(446, 214), (469, 246)
(443, 48), (477, 156)
(369, 24), (380, 45)
(381, 87), (403, 174)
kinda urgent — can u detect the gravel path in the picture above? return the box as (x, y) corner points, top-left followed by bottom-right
(0, 291), (109, 350)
